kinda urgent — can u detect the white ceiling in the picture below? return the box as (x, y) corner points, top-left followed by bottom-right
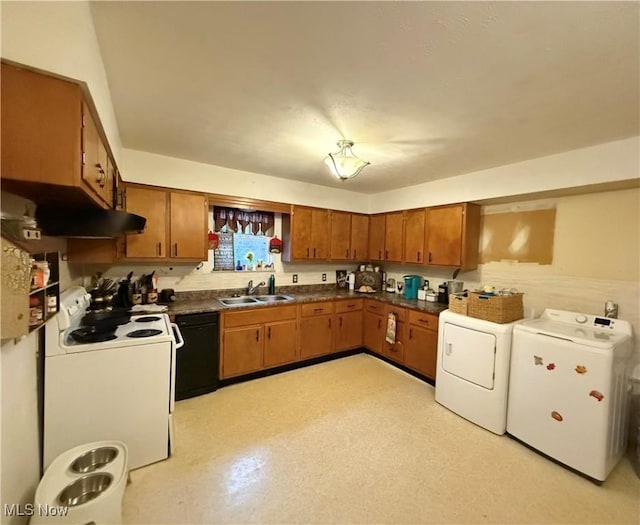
(90, 1), (639, 194)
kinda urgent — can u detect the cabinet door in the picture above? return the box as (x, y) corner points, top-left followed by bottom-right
(291, 206), (313, 259)
(330, 211), (351, 260)
(404, 209), (426, 264)
(311, 208), (330, 259)
(299, 315), (333, 358)
(368, 214), (386, 261)
(81, 103), (111, 208)
(124, 186), (168, 259)
(264, 319), (297, 368)
(363, 311), (384, 355)
(426, 205), (463, 267)
(350, 214), (369, 260)
(222, 326), (263, 378)
(404, 324), (438, 380)
(383, 320), (405, 364)
(335, 310), (363, 351)
(170, 192), (207, 260)
(384, 212), (404, 262)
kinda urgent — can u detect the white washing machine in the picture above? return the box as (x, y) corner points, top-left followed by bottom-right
(436, 310), (520, 435)
(507, 309), (633, 481)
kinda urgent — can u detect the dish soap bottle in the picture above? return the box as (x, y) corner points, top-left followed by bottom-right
(268, 274), (276, 295)
(235, 260), (242, 271)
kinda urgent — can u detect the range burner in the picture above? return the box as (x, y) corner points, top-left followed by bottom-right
(70, 328), (118, 344)
(135, 316), (162, 323)
(127, 329), (163, 338)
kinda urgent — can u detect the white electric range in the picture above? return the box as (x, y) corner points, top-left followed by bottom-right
(43, 286), (184, 470)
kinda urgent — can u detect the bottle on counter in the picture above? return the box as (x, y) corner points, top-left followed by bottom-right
(268, 274), (276, 295)
(348, 272), (355, 291)
(235, 260), (243, 271)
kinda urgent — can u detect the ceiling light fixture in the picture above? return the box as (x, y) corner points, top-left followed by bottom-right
(324, 140), (370, 181)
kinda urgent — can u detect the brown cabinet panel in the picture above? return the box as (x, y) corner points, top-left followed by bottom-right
(404, 209), (426, 264)
(383, 319), (405, 364)
(221, 326), (263, 378)
(299, 316), (333, 358)
(170, 192), (207, 260)
(335, 298), (363, 313)
(384, 211), (405, 262)
(300, 301), (334, 317)
(364, 299), (385, 314)
(363, 310), (384, 355)
(263, 320), (297, 368)
(407, 310), (438, 330)
(330, 211), (351, 260)
(426, 205), (463, 267)
(404, 324), (438, 380)
(350, 214), (369, 260)
(224, 305), (296, 328)
(311, 208), (330, 259)
(124, 186), (168, 258)
(335, 310), (363, 351)
(368, 214), (386, 261)
(291, 206), (313, 259)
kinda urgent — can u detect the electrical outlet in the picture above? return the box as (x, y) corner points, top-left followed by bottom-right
(322, 273), (327, 282)
(292, 274), (298, 283)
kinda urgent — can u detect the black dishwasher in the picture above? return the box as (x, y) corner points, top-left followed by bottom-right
(175, 312), (219, 400)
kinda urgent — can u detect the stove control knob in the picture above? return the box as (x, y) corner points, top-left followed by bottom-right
(575, 315), (588, 324)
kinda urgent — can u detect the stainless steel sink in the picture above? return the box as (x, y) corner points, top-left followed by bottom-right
(218, 296), (259, 306)
(254, 295), (294, 302)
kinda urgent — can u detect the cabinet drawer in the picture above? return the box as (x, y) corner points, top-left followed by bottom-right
(364, 299), (384, 314)
(224, 305), (297, 327)
(408, 310), (438, 331)
(385, 304), (407, 322)
(335, 299), (363, 313)
(301, 301), (334, 317)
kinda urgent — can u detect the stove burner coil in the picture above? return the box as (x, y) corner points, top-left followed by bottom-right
(126, 329), (163, 338)
(70, 328), (118, 344)
(135, 316), (162, 323)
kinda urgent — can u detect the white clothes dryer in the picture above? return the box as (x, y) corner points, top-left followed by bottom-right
(436, 310), (520, 434)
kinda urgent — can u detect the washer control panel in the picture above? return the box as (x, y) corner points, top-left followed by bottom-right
(541, 308), (631, 335)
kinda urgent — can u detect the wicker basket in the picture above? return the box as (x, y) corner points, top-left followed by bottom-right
(467, 291), (524, 323)
(448, 293), (469, 315)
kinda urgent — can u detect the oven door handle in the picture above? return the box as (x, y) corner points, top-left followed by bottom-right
(171, 323), (185, 349)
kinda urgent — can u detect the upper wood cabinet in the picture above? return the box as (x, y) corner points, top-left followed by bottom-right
(403, 209), (427, 264)
(1, 62), (116, 209)
(368, 214), (386, 261)
(282, 206), (330, 261)
(123, 184), (207, 261)
(384, 211), (404, 262)
(329, 211), (370, 261)
(425, 203), (481, 270)
(350, 214), (369, 261)
(329, 211), (351, 260)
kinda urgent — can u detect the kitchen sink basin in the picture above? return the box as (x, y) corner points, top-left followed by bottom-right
(217, 296), (259, 306)
(254, 295), (294, 302)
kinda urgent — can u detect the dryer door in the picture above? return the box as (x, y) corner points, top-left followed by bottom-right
(442, 323), (496, 389)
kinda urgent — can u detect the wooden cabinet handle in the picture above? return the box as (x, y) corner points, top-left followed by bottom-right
(409, 328), (413, 339)
(255, 329), (259, 342)
(417, 318), (429, 325)
(353, 249), (357, 258)
(306, 247), (310, 258)
(377, 319), (381, 329)
(339, 317), (343, 327)
(268, 326), (271, 339)
(428, 252), (432, 263)
(314, 308), (324, 313)
(345, 248), (349, 258)
(313, 248), (316, 258)
(417, 251), (421, 262)
(157, 242), (162, 256)
(328, 318), (332, 328)
(385, 250), (388, 260)
(378, 250), (382, 259)
(347, 304), (355, 309)
(174, 243), (178, 257)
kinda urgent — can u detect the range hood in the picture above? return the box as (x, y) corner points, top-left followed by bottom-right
(35, 205), (146, 238)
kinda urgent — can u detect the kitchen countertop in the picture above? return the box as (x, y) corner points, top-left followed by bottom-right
(163, 288), (448, 317)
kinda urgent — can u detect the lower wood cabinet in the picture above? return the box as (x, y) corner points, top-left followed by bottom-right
(221, 305), (297, 379)
(363, 299), (385, 355)
(404, 310), (439, 380)
(334, 299), (363, 351)
(299, 301), (334, 359)
(383, 305), (407, 364)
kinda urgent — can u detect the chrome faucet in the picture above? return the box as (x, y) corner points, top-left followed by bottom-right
(247, 280), (266, 295)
